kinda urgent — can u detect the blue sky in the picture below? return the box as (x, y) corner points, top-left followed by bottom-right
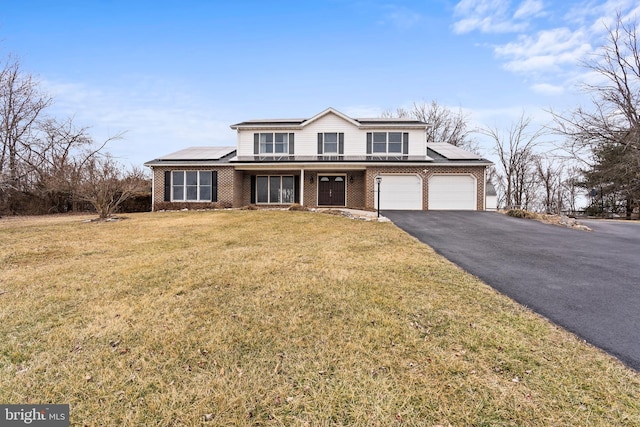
(1, 0), (639, 166)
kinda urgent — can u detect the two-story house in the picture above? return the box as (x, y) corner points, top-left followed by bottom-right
(144, 107), (492, 211)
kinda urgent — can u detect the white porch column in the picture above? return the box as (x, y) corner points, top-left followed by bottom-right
(300, 169), (305, 206)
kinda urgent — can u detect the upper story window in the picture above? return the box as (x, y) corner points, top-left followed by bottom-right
(367, 132), (409, 155)
(254, 133), (294, 155)
(317, 132), (344, 155)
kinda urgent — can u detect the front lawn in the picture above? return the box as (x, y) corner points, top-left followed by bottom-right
(1, 211), (638, 426)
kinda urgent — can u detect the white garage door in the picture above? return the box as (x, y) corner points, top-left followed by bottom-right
(375, 174), (423, 210)
(429, 175), (476, 210)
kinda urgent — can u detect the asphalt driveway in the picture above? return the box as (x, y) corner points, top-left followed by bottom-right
(383, 210), (640, 371)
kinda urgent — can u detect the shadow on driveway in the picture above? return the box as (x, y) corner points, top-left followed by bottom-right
(384, 210), (640, 371)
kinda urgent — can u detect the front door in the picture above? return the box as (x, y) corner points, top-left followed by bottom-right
(318, 175), (346, 206)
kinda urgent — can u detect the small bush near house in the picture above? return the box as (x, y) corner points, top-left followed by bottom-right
(154, 201), (232, 211)
(288, 203), (309, 211)
(118, 193), (152, 213)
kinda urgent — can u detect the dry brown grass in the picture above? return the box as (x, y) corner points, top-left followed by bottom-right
(1, 210), (639, 426)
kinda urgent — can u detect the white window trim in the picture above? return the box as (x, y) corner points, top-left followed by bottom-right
(322, 132), (339, 154)
(171, 170), (212, 202)
(372, 131), (403, 154)
(259, 132), (289, 154)
(256, 175), (295, 204)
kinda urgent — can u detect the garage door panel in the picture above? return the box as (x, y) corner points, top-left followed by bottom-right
(376, 175), (422, 210)
(429, 175), (476, 210)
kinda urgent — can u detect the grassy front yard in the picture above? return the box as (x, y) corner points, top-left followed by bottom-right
(1, 210), (638, 426)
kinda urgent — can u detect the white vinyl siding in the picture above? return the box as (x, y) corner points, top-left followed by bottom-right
(234, 111), (427, 157)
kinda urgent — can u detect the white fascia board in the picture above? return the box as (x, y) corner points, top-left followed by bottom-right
(233, 163), (368, 171)
(301, 107), (361, 128)
(143, 161), (233, 167)
(230, 124), (303, 131)
(358, 123), (429, 130)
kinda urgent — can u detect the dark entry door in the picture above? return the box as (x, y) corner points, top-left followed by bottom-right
(318, 175), (346, 206)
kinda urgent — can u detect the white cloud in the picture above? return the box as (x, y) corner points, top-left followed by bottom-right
(453, 0), (540, 34)
(531, 82), (565, 95)
(476, 0), (640, 100)
(495, 28), (592, 73)
(565, 0), (638, 30)
(42, 78), (234, 165)
(513, 0), (545, 19)
(453, 0), (639, 87)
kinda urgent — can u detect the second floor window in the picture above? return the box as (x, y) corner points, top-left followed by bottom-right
(324, 133), (338, 153)
(259, 133), (289, 154)
(317, 132), (344, 155)
(367, 132), (409, 155)
(253, 133), (294, 155)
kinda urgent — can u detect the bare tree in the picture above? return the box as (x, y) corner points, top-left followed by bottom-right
(481, 114), (546, 210)
(0, 52), (141, 215)
(0, 55), (52, 191)
(383, 100), (477, 151)
(74, 153), (148, 219)
(535, 155), (565, 213)
(18, 118), (93, 210)
(560, 166), (583, 214)
(552, 13), (640, 215)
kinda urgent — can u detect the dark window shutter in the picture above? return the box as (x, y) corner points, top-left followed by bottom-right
(254, 133), (259, 155)
(164, 171), (171, 201)
(403, 133), (409, 155)
(366, 132), (372, 154)
(211, 171), (218, 202)
(289, 133), (295, 155)
(294, 176), (300, 204)
(338, 133), (344, 154)
(250, 175), (256, 204)
(317, 133), (323, 154)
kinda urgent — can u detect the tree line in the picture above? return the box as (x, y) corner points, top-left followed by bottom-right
(0, 54), (148, 218)
(387, 14), (639, 218)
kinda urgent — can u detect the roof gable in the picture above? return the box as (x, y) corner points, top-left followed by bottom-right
(300, 107), (360, 128)
(230, 108), (428, 130)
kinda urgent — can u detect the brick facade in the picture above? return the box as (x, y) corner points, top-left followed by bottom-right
(152, 165), (486, 211)
(152, 165), (236, 211)
(364, 165), (486, 211)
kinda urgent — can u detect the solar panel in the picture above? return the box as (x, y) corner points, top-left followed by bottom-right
(428, 142), (482, 160)
(158, 146), (236, 160)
